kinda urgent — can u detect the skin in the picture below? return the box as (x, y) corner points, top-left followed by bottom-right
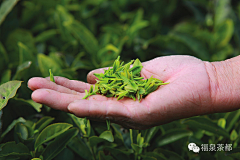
(28, 55), (240, 129)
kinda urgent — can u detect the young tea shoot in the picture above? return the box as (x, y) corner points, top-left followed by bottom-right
(106, 119), (111, 130)
(83, 56), (168, 101)
(49, 69), (55, 83)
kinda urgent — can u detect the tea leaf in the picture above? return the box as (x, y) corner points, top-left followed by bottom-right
(35, 29), (58, 43)
(0, 81), (22, 111)
(117, 90), (129, 100)
(225, 110), (240, 132)
(34, 116), (55, 132)
(14, 122), (28, 141)
(230, 129), (238, 141)
(182, 117), (229, 138)
(13, 61), (32, 80)
(49, 69), (55, 83)
(89, 130), (114, 147)
(67, 20), (99, 56)
(0, 0), (19, 25)
(1, 117), (26, 139)
(68, 137), (93, 159)
(0, 141), (30, 158)
(104, 147), (132, 160)
(129, 66), (142, 76)
(106, 119), (111, 130)
(112, 56), (120, 73)
(218, 118), (226, 129)
(226, 147), (240, 159)
(34, 123), (73, 150)
(83, 56), (167, 101)
(99, 130), (114, 142)
(154, 129), (193, 147)
(18, 42), (35, 65)
(38, 54), (61, 77)
(89, 85), (93, 93)
(41, 128), (78, 160)
(154, 148), (184, 160)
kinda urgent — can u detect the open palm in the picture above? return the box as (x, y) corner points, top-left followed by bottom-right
(28, 55), (212, 129)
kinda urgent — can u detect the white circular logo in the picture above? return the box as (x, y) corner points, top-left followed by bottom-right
(192, 146), (200, 153)
(188, 143), (200, 153)
(188, 143), (196, 151)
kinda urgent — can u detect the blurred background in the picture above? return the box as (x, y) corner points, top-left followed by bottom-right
(1, 0), (240, 159)
(1, 0), (240, 82)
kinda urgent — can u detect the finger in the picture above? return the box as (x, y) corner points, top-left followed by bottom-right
(31, 89), (84, 112)
(67, 98), (131, 122)
(28, 77), (80, 94)
(28, 77), (92, 94)
(87, 68), (107, 84)
(45, 76), (92, 92)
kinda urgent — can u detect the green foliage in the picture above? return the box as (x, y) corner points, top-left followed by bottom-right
(34, 123), (73, 150)
(1, 0), (240, 159)
(0, 141), (30, 159)
(182, 117), (229, 137)
(0, 81), (22, 110)
(0, 0), (19, 25)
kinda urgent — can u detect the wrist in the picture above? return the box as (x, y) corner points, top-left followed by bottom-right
(205, 56), (240, 113)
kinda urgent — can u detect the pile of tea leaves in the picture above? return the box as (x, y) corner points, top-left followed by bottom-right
(83, 56), (168, 101)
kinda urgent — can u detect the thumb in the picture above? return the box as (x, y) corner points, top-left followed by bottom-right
(87, 67), (108, 84)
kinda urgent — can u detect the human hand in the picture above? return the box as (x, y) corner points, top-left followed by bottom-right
(28, 55), (215, 129)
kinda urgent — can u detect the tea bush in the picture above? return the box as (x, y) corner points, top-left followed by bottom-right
(1, 0), (240, 159)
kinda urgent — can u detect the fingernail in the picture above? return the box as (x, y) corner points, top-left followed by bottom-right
(67, 101), (78, 113)
(67, 104), (73, 113)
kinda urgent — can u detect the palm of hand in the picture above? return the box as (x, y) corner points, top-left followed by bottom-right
(28, 55), (212, 129)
